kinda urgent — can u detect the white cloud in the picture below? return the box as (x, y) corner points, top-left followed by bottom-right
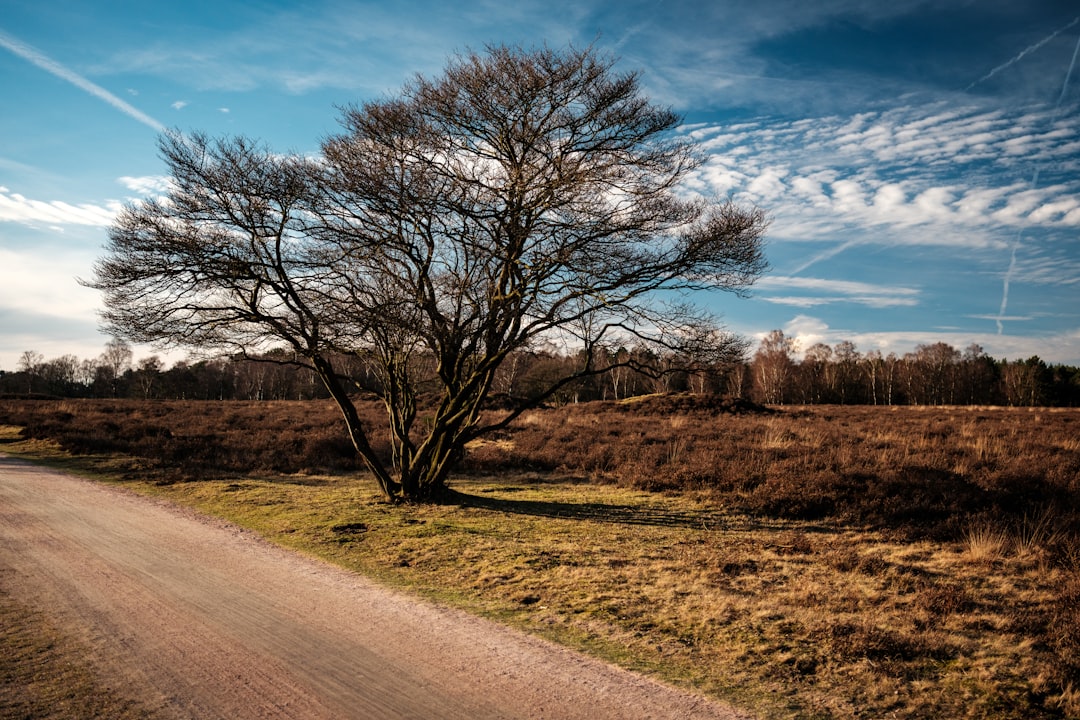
(0, 247), (99, 320)
(1008, 252), (1080, 286)
(171, 100), (188, 110)
(757, 275), (920, 308)
(746, 166), (788, 200)
(758, 276), (916, 297)
(761, 296), (832, 308)
(118, 175), (172, 196)
(781, 315), (831, 352)
(685, 103), (1080, 253)
(0, 187), (120, 227)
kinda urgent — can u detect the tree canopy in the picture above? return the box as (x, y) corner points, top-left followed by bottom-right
(88, 45), (769, 501)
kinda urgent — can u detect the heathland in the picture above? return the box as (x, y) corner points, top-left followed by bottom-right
(1, 397), (1078, 719)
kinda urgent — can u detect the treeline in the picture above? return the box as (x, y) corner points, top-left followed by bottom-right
(748, 331), (1080, 407)
(3, 333), (1079, 407)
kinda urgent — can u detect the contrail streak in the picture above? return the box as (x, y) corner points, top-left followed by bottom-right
(1056, 23), (1080, 106)
(966, 16), (1080, 91)
(789, 239), (859, 275)
(995, 241), (1019, 334)
(994, 28), (1080, 334)
(0, 28), (165, 132)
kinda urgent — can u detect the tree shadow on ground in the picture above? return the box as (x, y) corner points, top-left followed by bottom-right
(442, 487), (759, 530)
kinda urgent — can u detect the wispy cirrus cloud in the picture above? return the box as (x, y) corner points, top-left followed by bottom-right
(91, 3), (468, 95)
(118, 176), (172, 196)
(0, 28), (164, 132)
(0, 175), (174, 228)
(0, 186), (120, 227)
(756, 276), (920, 308)
(684, 102), (1080, 255)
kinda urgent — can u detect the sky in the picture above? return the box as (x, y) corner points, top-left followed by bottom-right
(1, 0), (1079, 371)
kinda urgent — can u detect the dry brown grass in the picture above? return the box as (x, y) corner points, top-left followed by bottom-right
(468, 402), (1080, 541)
(2, 398), (1079, 718)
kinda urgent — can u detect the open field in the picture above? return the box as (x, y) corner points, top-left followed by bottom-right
(1, 398), (1079, 718)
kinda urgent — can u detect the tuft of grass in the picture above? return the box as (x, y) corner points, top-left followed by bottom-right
(1014, 506), (1066, 561)
(964, 521), (1011, 562)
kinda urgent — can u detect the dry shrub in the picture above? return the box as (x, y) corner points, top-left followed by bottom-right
(823, 619), (955, 678)
(914, 580), (974, 618)
(0, 398), (379, 478)
(484, 402), (1080, 543)
(4, 398), (1078, 545)
(1013, 506), (1067, 560)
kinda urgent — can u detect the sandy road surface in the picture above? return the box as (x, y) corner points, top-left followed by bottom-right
(0, 455), (752, 719)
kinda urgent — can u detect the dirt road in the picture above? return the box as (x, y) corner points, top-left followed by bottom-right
(0, 455), (751, 719)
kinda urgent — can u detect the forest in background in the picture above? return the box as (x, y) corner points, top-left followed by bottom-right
(3, 331), (1079, 407)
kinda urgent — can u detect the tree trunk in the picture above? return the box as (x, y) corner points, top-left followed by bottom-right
(310, 355), (399, 500)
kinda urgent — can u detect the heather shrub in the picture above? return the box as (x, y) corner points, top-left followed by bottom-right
(3, 397), (1078, 542)
(0, 399), (374, 478)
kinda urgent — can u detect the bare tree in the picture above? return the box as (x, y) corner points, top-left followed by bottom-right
(752, 330), (795, 405)
(135, 355), (164, 399)
(913, 342), (961, 406)
(800, 342), (833, 404)
(833, 340), (860, 404)
(88, 45), (768, 501)
(77, 357), (99, 388)
(98, 338), (133, 396)
(862, 350), (883, 406)
(17, 350), (44, 394)
(40, 355), (80, 395)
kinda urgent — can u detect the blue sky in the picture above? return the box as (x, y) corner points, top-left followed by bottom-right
(1, 0), (1079, 370)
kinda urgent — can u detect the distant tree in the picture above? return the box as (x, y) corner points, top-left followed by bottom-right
(959, 344), (997, 405)
(752, 330), (795, 404)
(1001, 356), (1050, 406)
(726, 361), (751, 399)
(800, 342), (833, 404)
(909, 342), (960, 405)
(16, 350), (44, 394)
(859, 354), (885, 408)
(683, 329), (744, 394)
(87, 45), (768, 501)
(134, 355), (164, 399)
(77, 357), (99, 389)
(1048, 364), (1080, 406)
(98, 338), (133, 397)
(40, 354), (80, 395)
(881, 352), (900, 405)
(832, 340), (860, 404)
